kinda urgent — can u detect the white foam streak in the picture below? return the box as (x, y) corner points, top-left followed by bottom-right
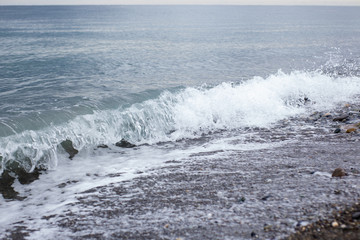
(0, 132), (287, 237)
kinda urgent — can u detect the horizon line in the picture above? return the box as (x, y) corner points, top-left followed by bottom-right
(1, 4), (360, 6)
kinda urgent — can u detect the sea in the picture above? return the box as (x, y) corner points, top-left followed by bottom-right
(0, 5), (360, 239)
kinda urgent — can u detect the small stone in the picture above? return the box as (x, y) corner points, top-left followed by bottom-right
(344, 103), (351, 108)
(332, 168), (346, 178)
(250, 231), (257, 237)
(331, 221), (339, 228)
(115, 139), (136, 148)
(97, 144), (109, 149)
(323, 112), (332, 117)
(60, 140), (79, 159)
(261, 195), (271, 201)
(333, 114), (349, 122)
(164, 224), (169, 228)
(334, 128), (341, 133)
(342, 123), (359, 132)
(264, 224), (272, 231)
(334, 190), (341, 195)
(346, 128), (357, 133)
(352, 212), (360, 220)
(340, 224), (347, 229)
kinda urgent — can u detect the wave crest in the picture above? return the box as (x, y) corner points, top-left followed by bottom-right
(1, 70), (360, 173)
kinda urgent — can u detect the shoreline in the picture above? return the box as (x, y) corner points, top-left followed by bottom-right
(2, 103), (360, 239)
(47, 135), (360, 239)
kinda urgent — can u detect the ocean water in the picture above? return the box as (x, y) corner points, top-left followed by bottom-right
(0, 5), (360, 238)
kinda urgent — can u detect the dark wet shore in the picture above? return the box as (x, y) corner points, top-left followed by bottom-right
(3, 103), (360, 239)
(285, 202), (360, 240)
(47, 134), (359, 240)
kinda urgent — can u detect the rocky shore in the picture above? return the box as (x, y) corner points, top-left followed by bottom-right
(49, 132), (360, 239)
(286, 202), (360, 240)
(2, 102), (360, 239)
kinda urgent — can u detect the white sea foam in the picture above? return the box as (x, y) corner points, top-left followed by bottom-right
(0, 129), (287, 238)
(1, 70), (360, 172)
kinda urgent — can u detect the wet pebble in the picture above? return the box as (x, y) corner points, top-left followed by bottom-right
(333, 114), (349, 122)
(331, 168), (347, 178)
(261, 195), (272, 201)
(60, 139), (79, 159)
(346, 128), (357, 133)
(334, 190), (341, 195)
(352, 212), (360, 220)
(263, 224), (272, 232)
(97, 144), (109, 149)
(334, 128), (341, 133)
(115, 139), (136, 148)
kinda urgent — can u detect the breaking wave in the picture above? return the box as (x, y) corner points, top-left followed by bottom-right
(1, 70), (360, 173)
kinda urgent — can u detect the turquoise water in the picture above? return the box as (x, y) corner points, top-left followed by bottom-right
(1, 5), (360, 172)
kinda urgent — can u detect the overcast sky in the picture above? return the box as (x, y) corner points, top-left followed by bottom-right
(0, 0), (360, 6)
